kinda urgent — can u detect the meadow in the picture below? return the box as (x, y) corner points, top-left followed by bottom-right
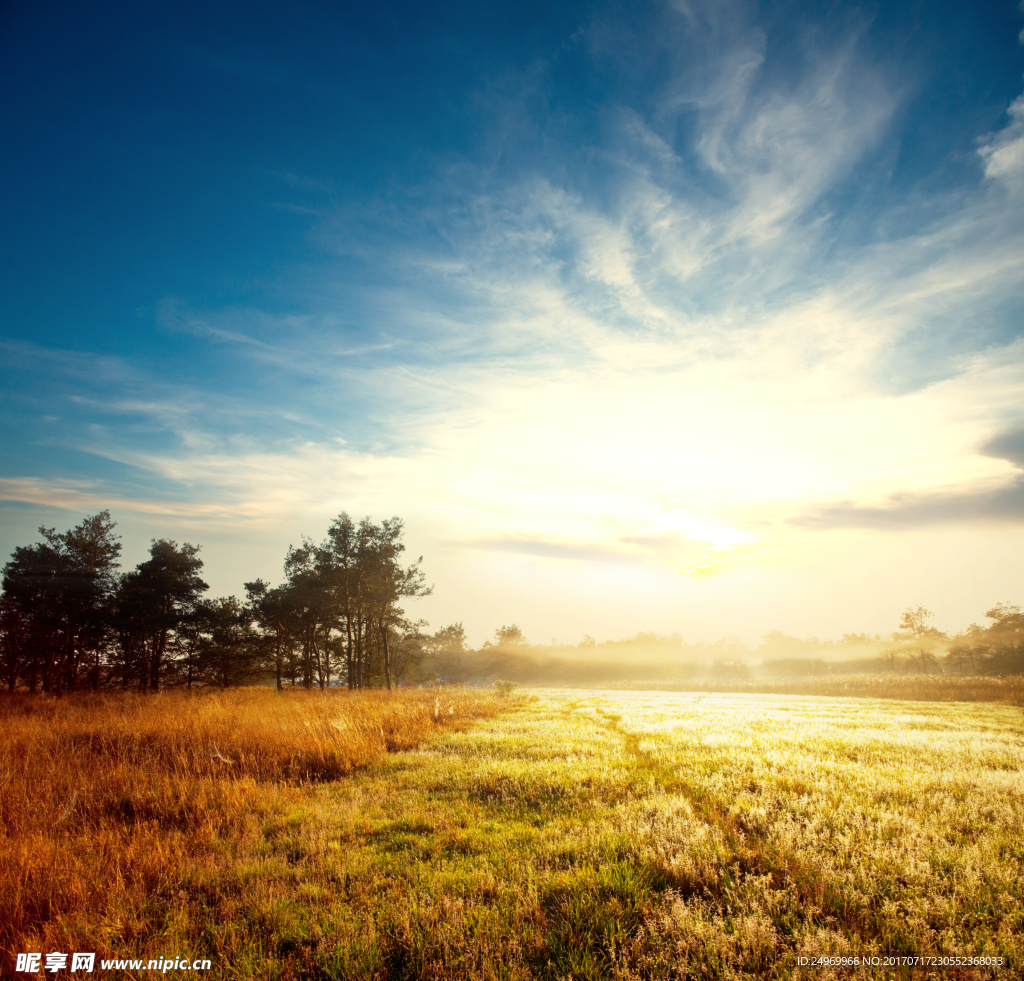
(2, 685), (1022, 979)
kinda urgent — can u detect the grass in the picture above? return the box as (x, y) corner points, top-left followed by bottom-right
(2, 687), (1022, 979)
(600, 674), (1024, 705)
(0, 687), (513, 974)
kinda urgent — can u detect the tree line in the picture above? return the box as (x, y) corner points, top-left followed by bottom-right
(890, 603), (1024, 676)
(3, 511), (1022, 694)
(0, 511), (430, 693)
(425, 608), (1024, 686)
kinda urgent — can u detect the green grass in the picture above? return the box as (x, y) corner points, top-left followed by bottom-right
(8, 689), (1024, 979)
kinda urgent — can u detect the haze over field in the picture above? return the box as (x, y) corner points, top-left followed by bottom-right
(3, 1), (1024, 645)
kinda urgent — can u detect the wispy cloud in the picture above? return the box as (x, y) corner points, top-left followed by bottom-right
(979, 94), (1024, 191)
(4, 5), (1024, 607)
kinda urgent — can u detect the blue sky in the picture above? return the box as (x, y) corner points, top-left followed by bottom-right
(3, 0), (1024, 644)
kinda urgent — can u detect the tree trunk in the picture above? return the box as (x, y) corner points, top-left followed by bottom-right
(275, 624), (283, 691)
(66, 632), (79, 692)
(303, 627), (313, 689)
(313, 629), (326, 689)
(149, 629), (166, 691)
(42, 638), (56, 693)
(27, 636), (39, 693)
(380, 617), (392, 691)
(345, 611), (354, 690)
(355, 615), (364, 689)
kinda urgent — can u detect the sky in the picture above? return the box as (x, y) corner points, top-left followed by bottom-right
(2, 0), (1024, 647)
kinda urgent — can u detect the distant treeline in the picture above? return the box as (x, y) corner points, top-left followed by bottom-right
(1, 512), (1022, 693)
(432, 605), (1024, 685)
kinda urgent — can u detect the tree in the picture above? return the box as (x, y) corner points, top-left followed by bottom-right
(420, 623), (468, 682)
(390, 629), (428, 684)
(429, 623), (468, 656)
(980, 602), (1024, 674)
(0, 508), (436, 693)
(494, 624), (526, 647)
(360, 518), (431, 690)
(282, 539), (332, 689)
(194, 596), (259, 687)
(0, 592), (32, 692)
(324, 513), (364, 690)
(895, 605), (945, 674)
(878, 641), (904, 674)
(117, 540), (207, 690)
(944, 621), (986, 675)
(898, 606), (942, 639)
(985, 602), (1024, 630)
(244, 578), (291, 690)
(0, 512), (121, 692)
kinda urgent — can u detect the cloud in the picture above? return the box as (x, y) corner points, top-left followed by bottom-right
(0, 339), (141, 386)
(790, 421), (1024, 531)
(5, 10), (1024, 592)
(470, 537), (647, 563)
(470, 531), (714, 567)
(687, 33), (894, 247)
(982, 427), (1024, 468)
(0, 477), (245, 520)
(791, 480), (1024, 530)
(979, 95), (1024, 191)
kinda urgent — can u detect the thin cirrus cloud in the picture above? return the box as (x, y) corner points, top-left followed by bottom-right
(2, 2), (1024, 638)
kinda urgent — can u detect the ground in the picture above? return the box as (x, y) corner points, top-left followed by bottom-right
(4, 688), (1022, 979)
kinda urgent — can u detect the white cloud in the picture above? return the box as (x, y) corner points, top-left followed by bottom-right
(5, 14), (1024, 641)
(979, 94), (1024, 191)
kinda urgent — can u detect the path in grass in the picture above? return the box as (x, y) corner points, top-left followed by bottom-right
(168, 690), (1022, 980)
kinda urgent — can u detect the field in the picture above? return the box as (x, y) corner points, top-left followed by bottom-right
(2, 686), (1022, 980)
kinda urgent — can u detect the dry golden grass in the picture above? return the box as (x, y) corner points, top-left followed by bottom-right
(3, 687), (1022, 979)
(610, 673), (1024, 704)
(581, 691), (1024, 979)
(0, 687), (512, 967)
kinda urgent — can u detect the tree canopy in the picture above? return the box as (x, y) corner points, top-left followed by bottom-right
(0, 511), (431, 692)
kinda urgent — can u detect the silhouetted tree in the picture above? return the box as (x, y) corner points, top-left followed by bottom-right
(0, 512), (121, 692)
(896, 605), (945, 674)
(420, 623), (468, 681)
(981, 602), (1024, 674)
(494, 624), (525, 646)
(945, 621), (987, 675)
(360, 517), (431, 690)
(0, 594), (31, 692)
(244, 578), (291, 690)
(194, 596), (258, 687)
(0, 509), (429, 692)
(117, 540), (207, 690)
(879, 641), (905, 674)
(282, 539), (333, 689)
(324, 512), (364, 690)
